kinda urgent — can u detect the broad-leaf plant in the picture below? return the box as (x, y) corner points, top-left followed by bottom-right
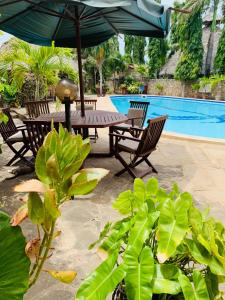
(0, 125), (108, 300)
(76, 178), (225, 300)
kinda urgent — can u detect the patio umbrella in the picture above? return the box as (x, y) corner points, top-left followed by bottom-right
(0, 0), (171, 117)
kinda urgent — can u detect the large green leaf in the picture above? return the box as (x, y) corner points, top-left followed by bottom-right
(185, 239), (225, 276)
(0, 210), (10, 230)
(35, 146), (51, 184)
(127, 205), (159, 253)
(157, 193), (191, 263)
(112, 190), (134, 215)
(152, 264), (181, 295)
(124, 246), (154, 300)
(0, 212), (30, 300)
(178, 271), (210, 300)
(205, 268), (221, 300)
(133, 179), (146, 208)
(100, 219), (132, 253)
(146, 177), (159, 201)
(75, 252), (125, 300)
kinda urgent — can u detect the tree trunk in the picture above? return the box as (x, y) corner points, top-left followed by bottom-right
(99, 65), (103, 97)
(35, 77), (40, 101)
(205, 31), (214, 76)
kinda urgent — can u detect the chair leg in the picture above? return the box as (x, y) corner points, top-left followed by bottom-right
(144, 157), (158, 173)
(115, 153), (136, 179)
(6, 143), (31, 167)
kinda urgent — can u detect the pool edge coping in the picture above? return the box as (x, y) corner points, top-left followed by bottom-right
(162, 131), (225, 145)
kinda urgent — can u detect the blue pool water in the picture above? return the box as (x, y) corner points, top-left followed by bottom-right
(110, 95), (225, 139)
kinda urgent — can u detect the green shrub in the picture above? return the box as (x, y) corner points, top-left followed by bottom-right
(76, 178), (224, 300)
(0, 125), (108, 298)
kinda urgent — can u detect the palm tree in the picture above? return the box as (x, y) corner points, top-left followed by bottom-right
(0, 39), (77, 101)
(183, 0), (220, 76)
(108, 53), (127, 92)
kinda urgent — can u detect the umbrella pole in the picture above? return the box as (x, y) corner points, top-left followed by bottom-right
(76, 20), (85, 117)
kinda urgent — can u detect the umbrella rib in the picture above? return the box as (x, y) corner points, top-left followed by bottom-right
(82, 9), (119, 20)
(120, 7), (162, 31)
(25, 0), (74, 20)
(52, 4), (68, 40)
(0, 0), (22, 7)
(0, 0), (45, 25)
(100, 14), (118, 34)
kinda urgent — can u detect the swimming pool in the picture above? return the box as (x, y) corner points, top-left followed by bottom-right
(110, 95), (225, 140)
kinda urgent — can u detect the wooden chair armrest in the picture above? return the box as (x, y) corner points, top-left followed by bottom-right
(109, 133), (141, 142)
(17, 125), (27, 130)
(130, 127), (145, 132)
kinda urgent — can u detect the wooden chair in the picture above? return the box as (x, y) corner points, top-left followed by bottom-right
(111, 115), (167, 179)
(112, 100), (150, 137)
(25, 100), (50, 119)
(74, 99), (98, 141)
(23, 120), (54, 157)
(0, 108), (30, 166)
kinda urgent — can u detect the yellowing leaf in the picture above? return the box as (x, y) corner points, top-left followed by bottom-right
(14, 179), (47, 193)
(11, 203), (28, 226)
(46, 270), (77, 283)
(25, 238), (40, 261)
(44, 190), (60, 220)
(28, 192), (45, 225)
(79, 168), (109, 182)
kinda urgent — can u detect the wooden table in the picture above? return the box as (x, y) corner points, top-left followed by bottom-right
(34, 110), (128, 156)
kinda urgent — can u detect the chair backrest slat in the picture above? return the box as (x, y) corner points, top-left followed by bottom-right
(23, 120), (53, 157)
(129, 100), (150, 127)
(0, 108), (18, 141)
(137, 115), (167, 156)
(25, 100), (50, 119)
(74, 99), (97, 110)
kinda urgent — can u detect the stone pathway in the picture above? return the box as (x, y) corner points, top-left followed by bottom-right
(0, 96), (225, 299)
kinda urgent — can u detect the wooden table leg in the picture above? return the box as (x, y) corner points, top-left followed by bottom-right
(109, 126), (114, 156)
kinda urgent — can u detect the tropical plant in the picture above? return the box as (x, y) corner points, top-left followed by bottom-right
(76, 178), (225, 300)
(133, 36), (146, 65)
(0, 125), (108, 299)
(83, 37), (120, 96)
(127, 82), (141, 94)
(214, 1), (225, 74)
(0, 81), (17, 105)
(155, 82), (164, 94)
(148, 37), (168, 79)
(175, 7), (203, 80)
(0, 39), (78, 101)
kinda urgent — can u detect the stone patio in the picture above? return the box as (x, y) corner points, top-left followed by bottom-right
(1, 96), (225, 299)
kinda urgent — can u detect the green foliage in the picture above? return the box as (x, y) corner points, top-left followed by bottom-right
(0, 39), (77, 101)
(2, 125), (108, 292)
(214, 27), (225, 74)
(175, 10), (203, 80)
(0, 110), (8, 124)
(133, 37), (146, 65)
(0, 211), (30, 300)
(155, 83), (164, 93)
(77, 178), (225, 300)
(198, 74), (225, 90)
(148, 38), (168, 78)
(124, 35), (146, 65)
(0, 81), (17, 105)
(127, 82), (141, 94)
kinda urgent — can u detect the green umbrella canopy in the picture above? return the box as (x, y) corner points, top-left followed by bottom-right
(0, 0), (170, 47)
(0, 0), (170, 117)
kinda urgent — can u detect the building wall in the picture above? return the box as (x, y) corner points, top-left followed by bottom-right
(147, 79), (225, 101)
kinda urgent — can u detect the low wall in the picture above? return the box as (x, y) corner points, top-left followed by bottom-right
(147, 79), (225, 100)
